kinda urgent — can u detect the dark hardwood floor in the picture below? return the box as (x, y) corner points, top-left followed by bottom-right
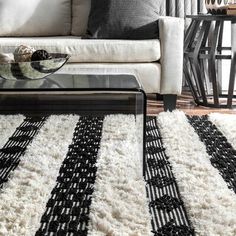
(147, 93), (236, 116)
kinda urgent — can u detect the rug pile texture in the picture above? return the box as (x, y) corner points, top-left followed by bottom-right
(0, 111), (235, 236)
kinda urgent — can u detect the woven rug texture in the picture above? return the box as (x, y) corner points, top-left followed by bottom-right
(0, 111), (235, 236)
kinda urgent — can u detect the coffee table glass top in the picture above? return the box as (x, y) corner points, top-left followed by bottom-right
(0, 73), (142, 91)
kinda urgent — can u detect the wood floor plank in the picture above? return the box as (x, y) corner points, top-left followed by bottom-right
(147, 93), (236, 116)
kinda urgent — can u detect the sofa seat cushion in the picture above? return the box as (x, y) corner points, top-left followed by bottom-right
(0, 37), (161, 63)
(58, 63), (161, 93)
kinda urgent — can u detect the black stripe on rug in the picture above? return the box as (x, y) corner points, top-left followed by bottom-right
(145, 117), (195, 236)
(188, 115), (236, 194)
(36, 116), (104, 236)
(0, 116), (46, 188)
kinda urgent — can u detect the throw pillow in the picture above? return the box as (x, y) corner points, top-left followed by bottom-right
(86, 0), (161, 39)
(0, 0), (71, 36)
(71, 0), (91, 36)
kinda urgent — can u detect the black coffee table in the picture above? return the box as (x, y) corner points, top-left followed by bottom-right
(0, 71), (146, 174)
(0, 73), (146, 114)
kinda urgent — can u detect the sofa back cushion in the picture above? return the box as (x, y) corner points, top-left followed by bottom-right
(0, 0), (71, 36)
(71, 0), (206, 37)
(71, 0), (91, 36)
(86, 0), (161, 39)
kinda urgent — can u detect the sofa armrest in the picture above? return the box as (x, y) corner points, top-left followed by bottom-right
(159, 16), (184, 95)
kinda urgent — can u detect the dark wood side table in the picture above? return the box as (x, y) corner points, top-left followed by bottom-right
(184, 14), (236, 108)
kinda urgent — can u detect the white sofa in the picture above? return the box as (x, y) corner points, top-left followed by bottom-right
(0, 0), (189, 110)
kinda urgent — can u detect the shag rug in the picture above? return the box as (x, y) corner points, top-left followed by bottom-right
(0, 111), (236, 236)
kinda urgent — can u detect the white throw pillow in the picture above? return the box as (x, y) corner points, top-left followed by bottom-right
(71, 0), (91, 36)
(0, 0), (71, 36)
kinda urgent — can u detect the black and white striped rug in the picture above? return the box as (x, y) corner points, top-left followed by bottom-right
(0, 111), (236, 236)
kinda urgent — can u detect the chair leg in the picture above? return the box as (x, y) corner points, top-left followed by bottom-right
(163, 94), (177, 111)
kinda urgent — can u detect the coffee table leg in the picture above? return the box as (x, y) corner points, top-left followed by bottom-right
(142, 91), (147, 178)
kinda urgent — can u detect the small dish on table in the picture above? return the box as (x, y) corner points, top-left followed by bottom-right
(0, 51), (70, 80)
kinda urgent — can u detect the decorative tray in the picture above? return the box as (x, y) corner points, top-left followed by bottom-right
(0, 53), (70, 80)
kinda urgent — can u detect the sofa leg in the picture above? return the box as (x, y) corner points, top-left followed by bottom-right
(163, 94), (177, 111)
(156, 93), (163, 101)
